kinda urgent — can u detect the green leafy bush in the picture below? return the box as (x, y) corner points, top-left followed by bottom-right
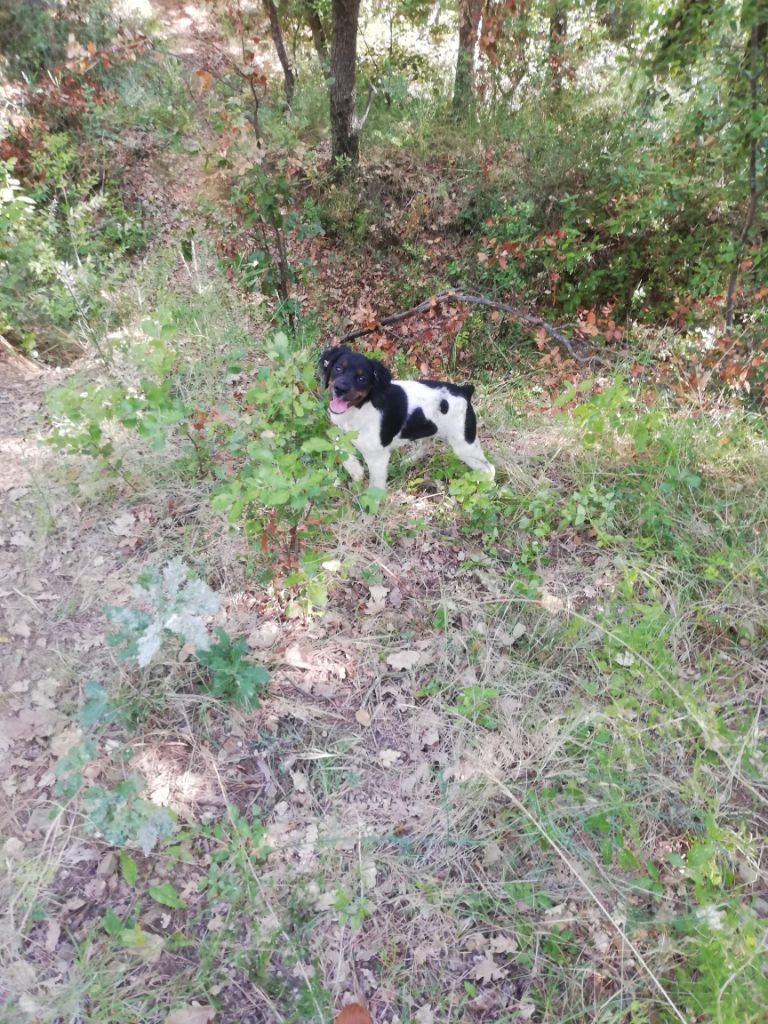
(0, 0), (118, 77)
(106, 558), (221, 667)
(106, 560), (271, 706)
(196, 629), (270, 709)
(54, 740), (175, 854)
(211, 331), (357, 556)
(47, 315), (196, 460)
(1, 149), (147, 355)
(0, 160), (77, 351)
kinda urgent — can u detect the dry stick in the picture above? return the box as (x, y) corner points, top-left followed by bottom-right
(338, 290), (594, 363)
(482, 772), (689, 1024)
(356, 81), (377, 132)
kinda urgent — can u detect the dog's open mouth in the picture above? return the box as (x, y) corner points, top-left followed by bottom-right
(330, 395), (350, 414)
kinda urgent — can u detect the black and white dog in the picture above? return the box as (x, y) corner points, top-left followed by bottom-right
(320, 346), (495, 490)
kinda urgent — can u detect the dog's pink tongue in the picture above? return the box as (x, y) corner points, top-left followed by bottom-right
(330, 397), (350, 414)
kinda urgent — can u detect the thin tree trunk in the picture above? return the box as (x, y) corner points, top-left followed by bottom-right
(452, 0), (483, 115)
(329, 0), (361, 168)
(725, 19), (762, 328)
(549, 3), (568, 94)
(262, 0), (295, 106)
(303, 0), (328, 64)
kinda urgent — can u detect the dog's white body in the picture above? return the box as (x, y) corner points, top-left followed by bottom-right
(330, 379), (495, 490)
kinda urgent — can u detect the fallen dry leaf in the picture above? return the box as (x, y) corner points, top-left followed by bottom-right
(473, 955), (507, 982)
(378, 748), (402, 768)
(9, 614), (31, 639)
(314, 891), (336, 912)
(539, 592), (565, 615)
(3, 837), (25, 857)
(366, 584), (389, 614)
(284, 644), (314, 669)
(482, 841), (502, 866)
(194, 69), (215, 94)
(110, 511), (136, 536)
(45, 919), (61, 952)
(247, 621), (280, 649)
(419, 726), (439, 748)
(165, 1006), (216, 1024)
(592, 929), (611, 955)
(1, 707), (61, 744)
(335, 1005), (372, 1024)
(50, 724), (83, 757)
(127, 931), (164, 963)
(489, 933), (517, 954)
(386, 649), (421, 671)
(355, 707), (372, 727)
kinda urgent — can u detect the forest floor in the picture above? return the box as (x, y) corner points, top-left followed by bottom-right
(2, 4), (767, 1024)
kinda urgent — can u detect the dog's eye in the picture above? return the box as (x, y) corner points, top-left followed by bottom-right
(356, 375), (367, 384)
(333, 365), (342, 374)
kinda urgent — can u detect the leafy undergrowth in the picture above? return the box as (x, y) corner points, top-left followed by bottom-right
(2, 245), (767, 1024)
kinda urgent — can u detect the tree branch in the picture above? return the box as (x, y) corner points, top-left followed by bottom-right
(355, 81), (376, 132)
(338, 290), (594, 363)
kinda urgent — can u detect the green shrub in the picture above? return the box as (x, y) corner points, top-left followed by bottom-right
(210, 330), (357, 557)
(1, 150), (148, 355)
(196, 629), (269, 709)
(0, 0), (118, 77)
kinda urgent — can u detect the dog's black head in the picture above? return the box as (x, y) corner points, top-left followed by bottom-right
(319, 346), (392, 414)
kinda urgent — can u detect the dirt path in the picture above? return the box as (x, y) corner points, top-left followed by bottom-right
(0, 0), (223, 776)
(0, 0), (263, 875)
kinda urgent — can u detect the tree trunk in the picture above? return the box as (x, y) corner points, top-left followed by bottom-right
(548, 3), (568, 94)
(262, 0), (295, 106)
(452, 0), (483, 115)
(303, 0), (328, 64)
(329, 0), (361, 168)
(725, 17), (764, 327)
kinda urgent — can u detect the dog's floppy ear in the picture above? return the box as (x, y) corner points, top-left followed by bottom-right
(370, 358), (392, 394)
(319, 346), (347, 387)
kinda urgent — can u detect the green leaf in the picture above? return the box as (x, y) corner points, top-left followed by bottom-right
(433, 606), (449, 629)
(148, 882), (186, 909)
(78, 681), (120, 728)
(102, 908), (123, 937)
(554, 385), (577, 408)
(120, 851), (138, 887)
(300, 437), (334, 453)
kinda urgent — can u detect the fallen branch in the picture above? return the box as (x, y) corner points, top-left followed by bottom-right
(338, 290), (594, 363)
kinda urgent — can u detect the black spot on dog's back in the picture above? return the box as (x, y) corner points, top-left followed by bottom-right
(421, 379), (474, 400)
(440, 399), (449, 414)
(374, 384), (408, 447)
(464, 402), (477, 444)
(402, 408), (439, 441)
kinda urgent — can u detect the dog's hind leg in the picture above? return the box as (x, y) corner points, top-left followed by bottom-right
(449, 438), (496, 479)
(400, 440), (430, 467)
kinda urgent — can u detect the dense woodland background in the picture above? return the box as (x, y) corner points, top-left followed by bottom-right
(1, 2), (767, 1023)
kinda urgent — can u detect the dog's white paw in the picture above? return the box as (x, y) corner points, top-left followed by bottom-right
(343, 456), (365, 482)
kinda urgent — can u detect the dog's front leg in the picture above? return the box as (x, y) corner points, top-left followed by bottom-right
(364, 450), (391, 490)
(343, 455), (365, 482)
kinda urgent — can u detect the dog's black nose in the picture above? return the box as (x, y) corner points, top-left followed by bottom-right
(333, 383), (349, 396)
